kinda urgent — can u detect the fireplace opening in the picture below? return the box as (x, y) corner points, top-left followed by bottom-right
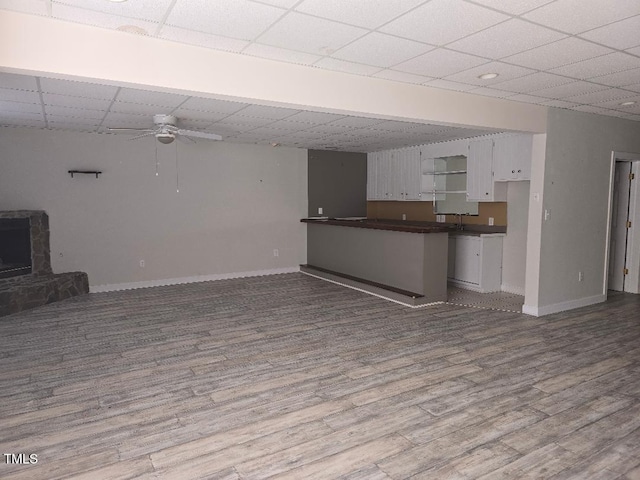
(0, 218), (32, 279)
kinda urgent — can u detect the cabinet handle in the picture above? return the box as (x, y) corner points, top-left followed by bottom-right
(512, 170), (515, 173)
(518, 169), (522, 173)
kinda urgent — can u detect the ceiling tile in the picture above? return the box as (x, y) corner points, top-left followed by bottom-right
(565, 88), (637, 104)
(313, 58), (382, 76)
(176, 118), (211, 130)
(167, 0), (284, 40)
(531, 81), (607, 99)
(46, 115), (101, 127)
(257, 12), (367, 55)
(507, 93), (551, 104)
(579, 15), (640, 50)
(216, 114), (276, 127)
(179, 97), (247, 114)
(250, 0), (299, 7)
(423, 78), (477, 92)
(294, 0), (426, 29)
(204, 123), (252, 135)
(326, 117), (386, 128)
(284, 111), (345, 124)
(372, 70), (433, 84)
(466, 0), (555, 15)
(380, 0), (508, 46)
(0, 0), (47, 15)
(0, 117), (45, 128)
(523, 0), (640, 34)
(52, 0), (173, 22)
(331, 32), (433, 68)
(0, 87), (40, 103)
(540, 99), (581, 108)
(102, 112), (152, 128)
(39, 77), (119, 100)
(159, 26), (249, 52)
(243, 125), (303, 137)
(116, 88), (188, 108)
(394, 48), (488, 78)
(0, 110), (44, 121)
(550, 52), (640, 79)
(490, 72), (574, 93)
(444, 61), (535, 86)
(44, 105), (105, 120)
(0, 99), (42, 114)
(469, 87), (515, 98)
(0, 72), (39, 91)
(447, 19), (566, 59)
(234, 104), (296, 119)
(588, 68), (640, 87)
(301, 124), (352, 135)
(627, 46), (640, 56)
(110, 101), (168, 116)
(503, 37), (612, 70)
(51, 4), (159, 33)
(622, 83), (640, 93)
(171, 108), (230, 123)
(242, 43), (322, 65)
(42, 93), (112, 111)
(263, 119), (309, 131)
(571, 105), (616, 115)
(594, 94), (640, 110)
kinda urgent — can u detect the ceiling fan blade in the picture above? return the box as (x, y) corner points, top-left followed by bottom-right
(177, 129), (222, 141)
(108, 127), (156, 132)
(128, 132), (156, 141)
(177, 134), (196, 144)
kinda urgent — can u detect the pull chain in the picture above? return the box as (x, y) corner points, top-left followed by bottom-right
(175, 139), (180, 193)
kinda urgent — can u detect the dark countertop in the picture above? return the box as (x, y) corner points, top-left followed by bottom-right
(301, 218), (455, 234)
(301, 218), (507, 235)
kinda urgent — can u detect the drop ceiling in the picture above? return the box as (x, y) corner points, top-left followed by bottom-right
(1, 0), (640, 151)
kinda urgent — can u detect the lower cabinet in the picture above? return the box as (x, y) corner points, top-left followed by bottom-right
(448, 234), (503, 293)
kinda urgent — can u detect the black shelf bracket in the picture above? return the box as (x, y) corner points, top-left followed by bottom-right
(68, 170), (102, 178)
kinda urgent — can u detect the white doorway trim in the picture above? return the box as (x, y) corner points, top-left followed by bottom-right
(604, 151), (640, 295)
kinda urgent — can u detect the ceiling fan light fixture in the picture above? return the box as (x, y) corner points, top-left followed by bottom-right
(156, 133), (175, 144)
(478, 73), (499, 80)
(619, 101), (637, 106)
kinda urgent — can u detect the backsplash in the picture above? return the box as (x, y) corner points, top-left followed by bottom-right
(367, 201), (508, 226)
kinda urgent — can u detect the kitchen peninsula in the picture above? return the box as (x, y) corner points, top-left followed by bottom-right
(301, 218), (454, 306)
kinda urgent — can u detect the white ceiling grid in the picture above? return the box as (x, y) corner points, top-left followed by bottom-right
(1, 0), (640, 151)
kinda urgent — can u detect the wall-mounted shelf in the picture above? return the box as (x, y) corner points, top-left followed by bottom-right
(68, 170), (102, 178)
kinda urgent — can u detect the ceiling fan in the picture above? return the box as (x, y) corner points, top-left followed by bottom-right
(108, 114), (222, 144)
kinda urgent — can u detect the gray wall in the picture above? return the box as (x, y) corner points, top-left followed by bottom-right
(308, 150), (367, 218)
(0, 127), (308, 288)
(501, 181), (530, 295)
(525, 109), (640, 314)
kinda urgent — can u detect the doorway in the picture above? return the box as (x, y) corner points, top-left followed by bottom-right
(607, 154), (640, 293)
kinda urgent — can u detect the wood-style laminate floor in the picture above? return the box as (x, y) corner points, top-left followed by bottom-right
(1, 273), (639, 479)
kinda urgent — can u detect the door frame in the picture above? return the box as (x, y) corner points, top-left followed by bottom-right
(604, 151), (640, 294)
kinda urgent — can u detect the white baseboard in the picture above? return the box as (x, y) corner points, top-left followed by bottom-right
(501, 284), (525, 296)
(522, 293), (606, 317)
(90, 267), (300, 293)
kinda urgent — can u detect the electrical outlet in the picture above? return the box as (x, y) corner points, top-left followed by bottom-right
(544, 209), (550, 221)
(578, 271), (584, 282)
(488, 217), (494, 226)
(402, 213), (407, 221)
(139, 260), (145, 268)
(273, 249), (279, 257)
(318, 207), (323, 215)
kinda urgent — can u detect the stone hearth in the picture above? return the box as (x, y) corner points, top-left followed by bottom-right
(0, 211), (89, 317)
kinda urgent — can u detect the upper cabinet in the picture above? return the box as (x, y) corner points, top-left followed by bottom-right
(492, 134), (533, 181)
(367, 133), (533, 202)
(467, 139), (507, 202)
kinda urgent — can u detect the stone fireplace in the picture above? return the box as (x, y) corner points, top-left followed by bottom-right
(0, 211), (88, 317)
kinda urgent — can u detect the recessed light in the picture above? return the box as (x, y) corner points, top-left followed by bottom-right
(271, 142), (280, 147)
(478, 73), (499, 80)
(619, 101), (637, 106)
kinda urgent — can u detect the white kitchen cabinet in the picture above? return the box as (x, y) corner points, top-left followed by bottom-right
(467, 139), (506, 202)
(492, 134), (533, 181)
(367, 147), (421, 201)
(448, 234), (504, 293)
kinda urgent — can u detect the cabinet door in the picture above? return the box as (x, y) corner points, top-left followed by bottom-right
(493, 134), (533, 181)
(467, 139), (494, 202)
(367, 153), (378, 200)
(447, 236), (456, 280)
(454, 236), (480, 285)
(404, 147), (422, 200)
